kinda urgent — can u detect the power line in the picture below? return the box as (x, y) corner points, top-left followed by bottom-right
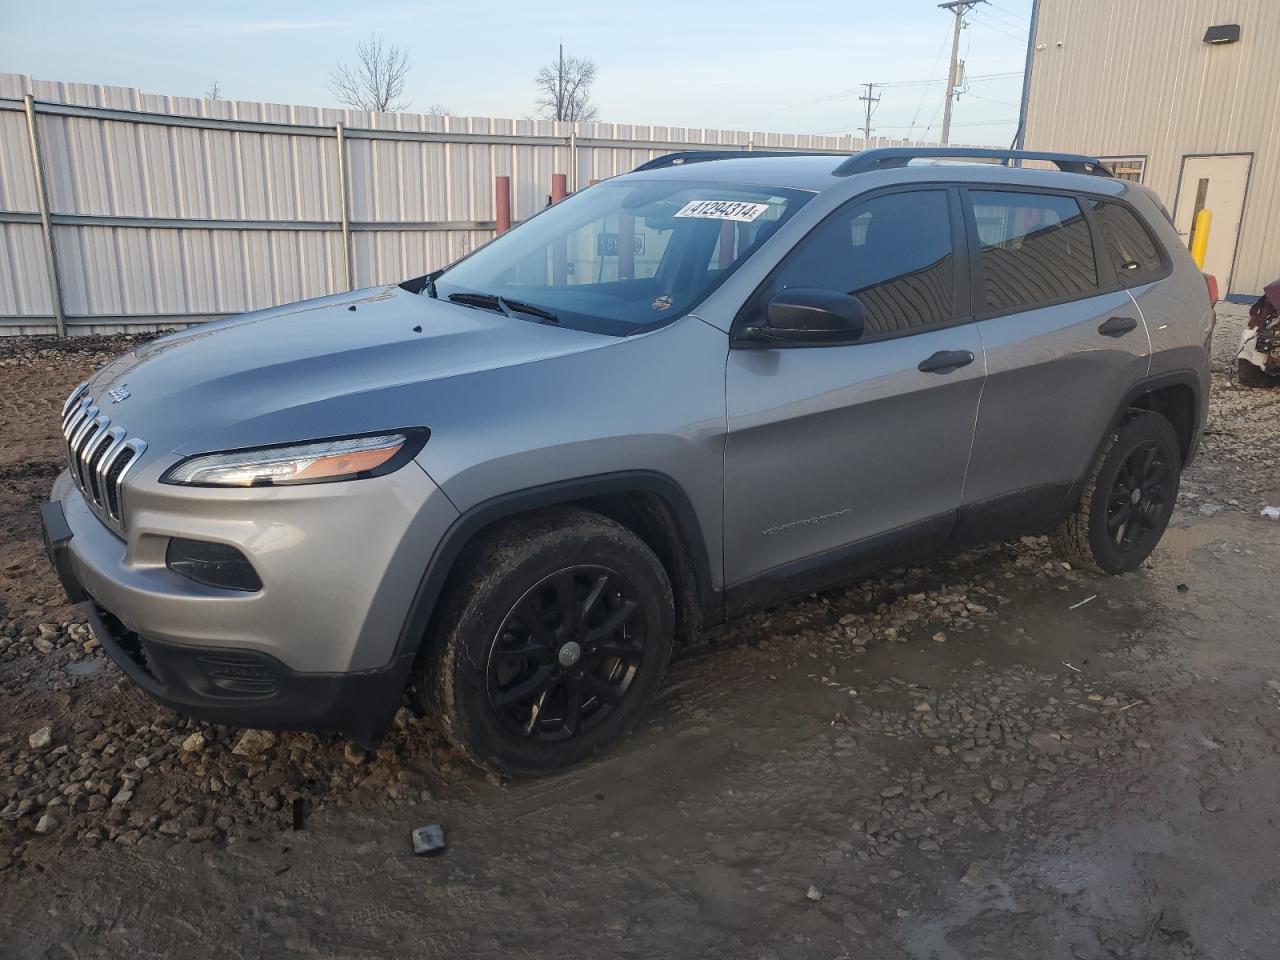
(985, 0), (1032, 23)
(970, 11), (1027, 43)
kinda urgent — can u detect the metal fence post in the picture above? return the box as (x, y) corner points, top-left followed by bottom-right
(23, 95), (67, 337)
(569, 128), (578, 193)
(334, 122), (355, 291)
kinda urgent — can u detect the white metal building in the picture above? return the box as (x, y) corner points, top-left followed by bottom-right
(1018, 0), (1280, 300)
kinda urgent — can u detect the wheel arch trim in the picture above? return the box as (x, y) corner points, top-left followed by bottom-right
(392, 470), (720, 664)
(1069, 368), (1204, 507)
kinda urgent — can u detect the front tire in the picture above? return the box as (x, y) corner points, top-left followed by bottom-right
(420, 507), (674, 777)
(1050, 411), (1182, 575)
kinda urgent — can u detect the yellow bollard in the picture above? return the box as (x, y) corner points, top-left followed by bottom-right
(1189, 208), (1212, 268)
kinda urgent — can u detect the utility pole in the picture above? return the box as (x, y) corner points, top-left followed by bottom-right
(858, 82), (881, 145)
(938, 0), (986, 144)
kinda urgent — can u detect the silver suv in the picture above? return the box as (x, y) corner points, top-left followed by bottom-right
(42, 148), (1214, 775)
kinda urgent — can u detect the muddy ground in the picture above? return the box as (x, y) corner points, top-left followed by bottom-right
(2, 307), (1278, 959)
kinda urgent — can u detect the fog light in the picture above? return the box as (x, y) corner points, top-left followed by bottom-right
(166, 538), (262, 592)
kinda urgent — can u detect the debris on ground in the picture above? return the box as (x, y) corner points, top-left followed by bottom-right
(411, 823), (447, 856)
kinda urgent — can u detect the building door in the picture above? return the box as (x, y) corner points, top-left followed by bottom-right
(1173, 154), (1251, 293)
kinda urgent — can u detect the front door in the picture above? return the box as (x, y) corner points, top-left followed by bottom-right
(723, 188), (985, 607)
(1173, 154), (1250, 293)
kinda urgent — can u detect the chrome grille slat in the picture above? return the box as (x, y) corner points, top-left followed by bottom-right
(91, 427), (128, 506)
(58, 386), (146, 533)
(75, 416), (111, 491)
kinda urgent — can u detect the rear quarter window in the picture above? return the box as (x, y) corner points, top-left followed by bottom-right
(1085, 198), (1167, 287)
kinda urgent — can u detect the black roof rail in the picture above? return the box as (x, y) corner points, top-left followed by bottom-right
(833, 147), (1112, 177)
(633, 149), (826, 171)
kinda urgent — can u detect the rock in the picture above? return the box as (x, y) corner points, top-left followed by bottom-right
(392, 707), (414, 731)
(33, 637), (54, 655)
(1200, 787), (1230, 813)
(880, 784), (905, 799)
(913, 702), (932, 713)
(231, 730), (276, 758)
(805, 884), (823, 902)
(28, 726), (53, 751)
(181, 732), (207, 754)
(187, 825), (219, 843)
(960, 862), (998, 888)
(343, 742), (366, 766)
(111, 788), (134, 807)
(38, 623), (59, 639)
(932, 631), (947, 643)
(34, 813), (60, 835)
(1027, 732), (1067, 755)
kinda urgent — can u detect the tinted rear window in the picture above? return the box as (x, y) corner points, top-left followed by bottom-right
(969, 191), (1098, 314)
(1085, 198), (1166, 286)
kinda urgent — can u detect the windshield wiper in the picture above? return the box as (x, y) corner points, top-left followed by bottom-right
(447, 292), (559, 325)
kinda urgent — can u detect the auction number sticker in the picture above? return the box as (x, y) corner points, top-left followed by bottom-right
(674, 199), (771, 222)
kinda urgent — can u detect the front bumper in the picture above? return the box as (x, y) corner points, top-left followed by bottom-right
(83, 596), (412, 742)
(42, 461), (458, 739)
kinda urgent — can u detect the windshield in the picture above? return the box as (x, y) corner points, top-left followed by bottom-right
(431, 179), (813, 335)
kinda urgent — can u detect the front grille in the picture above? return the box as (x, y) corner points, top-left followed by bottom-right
(60, 382), (147, 531)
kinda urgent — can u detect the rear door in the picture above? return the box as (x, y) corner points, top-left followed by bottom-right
(958, 188), (1151, 537)
(722, 187), (985, 604)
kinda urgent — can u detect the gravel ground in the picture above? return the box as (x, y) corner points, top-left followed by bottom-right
(1, 306), (1278, 958)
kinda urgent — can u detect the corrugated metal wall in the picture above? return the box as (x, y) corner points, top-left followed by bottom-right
(1023, 0), (1280, 297)
(0, 73), (935, 335)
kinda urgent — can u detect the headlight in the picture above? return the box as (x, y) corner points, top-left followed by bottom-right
(161, 430), (427, 487)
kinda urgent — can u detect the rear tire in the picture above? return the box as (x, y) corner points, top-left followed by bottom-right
(1236, 357), (1274, 388)
(1050, 411), (1181, 575)
(420, 507), (674, 777)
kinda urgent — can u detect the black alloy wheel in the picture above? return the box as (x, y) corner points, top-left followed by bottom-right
(486, 565), (647, 741)
(422, 507), (674, 777)
(1050, 410), (1182, 575)
(1104, 441), (1172, 556)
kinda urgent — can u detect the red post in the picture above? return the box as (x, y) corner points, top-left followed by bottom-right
(494, 176), (511, 235)
(550, 174), (569, 284)
(588, 178), (600, 186)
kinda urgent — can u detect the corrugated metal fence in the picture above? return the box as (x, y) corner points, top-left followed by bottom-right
(0, 73), (933, 336)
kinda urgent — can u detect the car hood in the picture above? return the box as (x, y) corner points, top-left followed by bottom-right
(85, 285), (615, 457)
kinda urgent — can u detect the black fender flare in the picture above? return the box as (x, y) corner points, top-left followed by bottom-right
(391, 470), (720, 664)
(1067, 368), (1205, 508)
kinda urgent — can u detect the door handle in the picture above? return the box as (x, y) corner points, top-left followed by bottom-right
(1098, 316), (1138, 338)
(917, 350), (975, 374)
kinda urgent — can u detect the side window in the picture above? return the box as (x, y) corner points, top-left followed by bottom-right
(1085, 199), (1166, 286)
(968, 191), (1098, 314)
(765, 190), (956, 337)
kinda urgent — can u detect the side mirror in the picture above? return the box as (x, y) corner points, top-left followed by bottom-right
(742, 287), (866, 345)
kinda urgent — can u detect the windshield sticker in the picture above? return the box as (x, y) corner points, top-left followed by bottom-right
(674, 199), (771, 223)
(651, 295), (674, 311)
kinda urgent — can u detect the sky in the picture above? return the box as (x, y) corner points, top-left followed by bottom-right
(0, 0), (1034, 144)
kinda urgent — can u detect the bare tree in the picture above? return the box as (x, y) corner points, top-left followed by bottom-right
(426, 104), (453, 118)
(204, 81), (223, 101)
(330, 35), (412, 112)
(534, 45), (598, 122)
